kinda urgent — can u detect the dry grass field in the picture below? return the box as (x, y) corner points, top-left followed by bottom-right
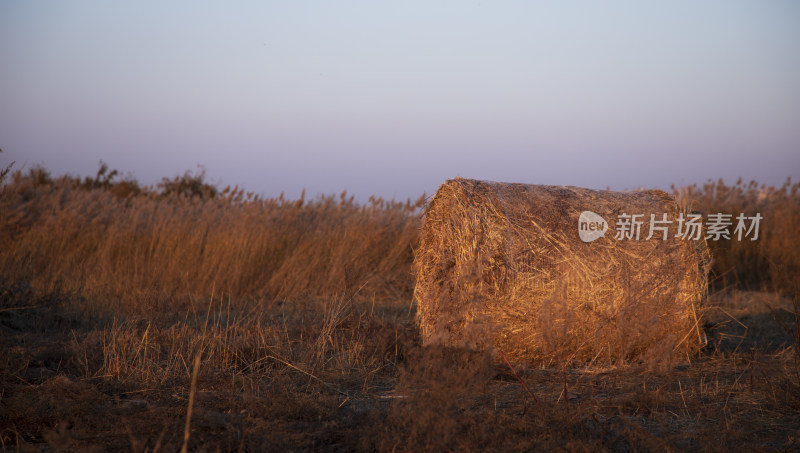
(1, 163), (799, 451)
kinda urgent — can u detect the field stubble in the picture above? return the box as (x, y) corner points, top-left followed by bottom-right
(1, 166), (799, 451)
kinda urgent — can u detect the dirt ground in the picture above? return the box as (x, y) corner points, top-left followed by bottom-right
(1, 285), (799, 452)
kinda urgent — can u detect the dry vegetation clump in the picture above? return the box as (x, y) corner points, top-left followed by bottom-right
(0, 165), (423, 315)
(673, 178), (800, 296)
(414, 178), (710, 367)
(0, 162), (798, 450)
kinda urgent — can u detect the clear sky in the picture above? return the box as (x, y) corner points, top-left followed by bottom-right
(1, 1), (798, 201)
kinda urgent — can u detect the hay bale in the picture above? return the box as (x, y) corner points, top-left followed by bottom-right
(414, 178), (710, 367)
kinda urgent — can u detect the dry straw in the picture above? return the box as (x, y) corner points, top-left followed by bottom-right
(414, 178), (710, 367)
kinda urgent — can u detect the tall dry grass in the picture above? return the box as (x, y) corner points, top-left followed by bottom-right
(674, 178), (800, 296)
(0, 166), (423, 315)
(2, 166), (796, 313)
(1, 163), (799, 450)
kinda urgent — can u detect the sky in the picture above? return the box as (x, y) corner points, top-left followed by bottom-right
(1, 1), (799, 201)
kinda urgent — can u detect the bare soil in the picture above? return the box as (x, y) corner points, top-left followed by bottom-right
(1, 284), (798, 452)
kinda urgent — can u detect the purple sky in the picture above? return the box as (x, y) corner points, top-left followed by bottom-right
(1, 1), (799, 201)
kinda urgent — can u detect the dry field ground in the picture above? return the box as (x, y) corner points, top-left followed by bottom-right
(1, 164), (798, 451)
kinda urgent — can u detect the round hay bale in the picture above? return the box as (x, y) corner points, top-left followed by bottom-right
(414, 178), (710, 367)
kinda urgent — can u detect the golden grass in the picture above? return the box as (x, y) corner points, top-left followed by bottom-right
(673, 178), (800, 295)
(0, 164), (798, 450)
(0, 171), (423, 315)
